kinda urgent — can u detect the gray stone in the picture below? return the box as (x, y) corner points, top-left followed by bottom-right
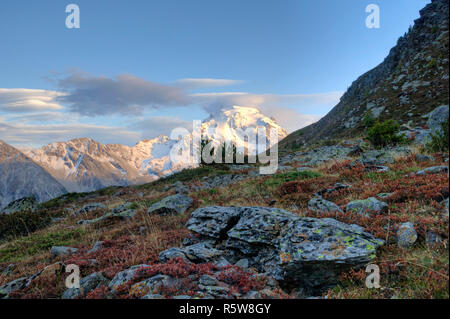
(158, 247), (188, 263)
(74, 203), (106, 216)
(377, 193), (393, 200)
(173, 295), (192, 299)
(62, 272), (108, 299)
(426, 231), (442, 245)
(108, 264), (148, 291)
(78, 209), (135, 225)
(0, 277), (28, 298)
(427, 105), (449, 133)
(397, 222), (417, 249)
(1, 264), (15, 276)
(415, 154), (435, 163)
(354, 150), (395, 166)
(51, 246), (78, 258)
(199, 275), (218, 286)
(346, 197), (388, 217)
(1, 197), (38, 215)
(183, 243), (224, 263)
(308, 197), (343, 214)
(415, 166), (448, 176)
(131, 274), (178, 296)
(147, 194), (193, 216)
(186, 206), (384, 292)
(443, 198), (449, 217)
(235, 259), (249, 269)
(243, 291), (262, 299)
(141, 294), (164, 299)
(296, 167), (313, 172)
(88, 241), (104, 254)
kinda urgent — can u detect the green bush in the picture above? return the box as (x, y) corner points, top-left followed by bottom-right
(367, 119), (405, 148)
(426, 117), (449, 153)
(363, 111), (376, 128)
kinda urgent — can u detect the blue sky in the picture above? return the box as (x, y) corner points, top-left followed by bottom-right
(0, 0), (430, 147)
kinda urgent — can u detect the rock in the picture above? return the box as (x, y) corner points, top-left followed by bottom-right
(308, 197), (343, 214)
(147, 194), (193, 216)
(51, 246), (78, 258)
(193, 174), (246, 190)
(186, 206), (242, 238)
(215, 257), (232, 268)
(74, 203), (106, 216)
(186, 206), (384, 292)
(173, 295), (192, 299)
(0, 197), (38, 214)
(364, 165), (390, 172)
(183, 243), (224, 263)
(426, 231), (442, 245)
(110, 202), (134, 214)
(141, 294), (164, 299)
(427, 105), (449, 134)
(235, 259), (249, 269)
(172, 181), (189, 194)
(415, 154), (435, 163)
(314, 183), (350, 197)
(288, 146), (352, 167)
(243, 291), (262, 299)
(158, 247), (189, 263)
(199, 285), (230, 298)
(131, 274), (178, 296)
(296, 167), (313, 172)
(443, 198), (449, 217)
(1, 264), (15, 276)
(346, 197), (388, 217)
(61, 272), (108, 299)
(354, 150), (394, 166)
(0, 277), (28, 298)
(109, 264), (148, 291)
(397, 222), (417, 249)
(415, 166), (448, 175)
(78, 209), (135, 225)
(199, 275), (219, 286)
(88, 241), (104, 254)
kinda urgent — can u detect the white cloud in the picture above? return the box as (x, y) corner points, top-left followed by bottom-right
(0, 88), (66, 112)
(130, 116), (193, 139)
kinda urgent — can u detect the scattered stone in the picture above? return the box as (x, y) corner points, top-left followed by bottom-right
(61, 272), (108, 299)
(88, 241), (104, 254)
(141, 294), (164, 299)
(199, 275), (218, 286)
(158, 247), (189, 263)
(415, 154), (435, 163)
(314, 183), (350, 197)
(147, 194), (193, 216)
(193, 174), (247, 190)
(51, 246), (78, 258)
(415, 166), (448, 176)
(0, 277), (28, 298)
(346, 197), (388, 217)
(74, 203), (106, 216)
(397, 222), (417, 249)
(131, 274), (179, 296)
(296, 167), (313, 172)
(243, 291), (262, 299)
(426, 231), (442, 245)
(364, 165), (390, 172)
(1, 264), (15, 276)
(78, 208), (135, 225)
(1, 197), (38, 215)
(308, 197), (343, 214)
(353, 150), (394, 166)
(109, 264), (148, 292)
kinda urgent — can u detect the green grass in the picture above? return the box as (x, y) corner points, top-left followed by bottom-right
(263, 170), (321, 189)
(0, 228), (86, 263)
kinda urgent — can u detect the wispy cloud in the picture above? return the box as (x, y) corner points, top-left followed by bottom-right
(0, 120), (140, 148)
(0, 88), (65, 112)
(57, 72), (191, 116)
(130, 116), (193, 139)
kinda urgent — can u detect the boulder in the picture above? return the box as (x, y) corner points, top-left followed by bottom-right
(346, 197), (388, 217)
(427, 105), (449, 133)
(158, 247), (189, 263)
(415, 166), (448, 176)
(51, 246), (78, 258)
(108, 264), (148, 292)
(131, 274), (179, 296)
(185, 206), (384, 292)
(397, 222), (417, 249)
(147, 194), (193, 216)
(0, 277), (28, 299)
(308, 197), (343, 214)
(74, 203), (106, 216)
(61, 272), (108, 299)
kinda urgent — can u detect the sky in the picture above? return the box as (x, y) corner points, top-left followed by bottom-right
(0, 0), (430, 148)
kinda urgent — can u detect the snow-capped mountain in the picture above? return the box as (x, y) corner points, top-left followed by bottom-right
(24, 106), (287, 193)
(0, 140), (67, 209)
(201, 106), (288, 153)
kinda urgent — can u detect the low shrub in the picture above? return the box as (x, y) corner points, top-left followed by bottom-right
(367, 120), (405, 148)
